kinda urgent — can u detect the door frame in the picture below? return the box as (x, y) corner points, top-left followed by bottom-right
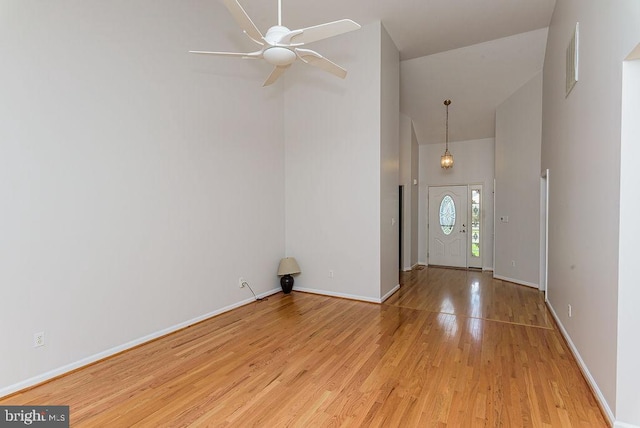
(540, 169), (549, 301)
(427, 184), (485, 269)
(428, 184), (486, 269)
(428, 185), (468, 268)
(399, 185), (403, 273)
(467, 184), (483, 269)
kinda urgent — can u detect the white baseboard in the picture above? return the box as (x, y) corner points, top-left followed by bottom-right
(546, 302), (616, 426)
(402, 263), (420, 272)
(293, 286), (392, 304)
(381, 284), (400, 302)
(0, 288), (281, 399)
(493, 274), (538, 289)
(418, 264), (494, 272)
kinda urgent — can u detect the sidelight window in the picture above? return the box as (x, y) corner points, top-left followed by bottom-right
(471, 189), (481, 257)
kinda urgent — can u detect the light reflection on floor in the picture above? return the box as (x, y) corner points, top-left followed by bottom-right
(390, 266), (553, 329)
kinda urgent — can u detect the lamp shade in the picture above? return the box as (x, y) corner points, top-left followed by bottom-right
(277, 257), (301, 276)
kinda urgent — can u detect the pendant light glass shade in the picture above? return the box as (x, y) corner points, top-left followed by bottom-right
(441, 150), (454, 169)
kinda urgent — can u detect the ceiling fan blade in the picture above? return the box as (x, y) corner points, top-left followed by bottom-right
(189, 50), (262, 59)
(296, 48), (347, 79)
(285, 19), (361, 45)
(263, 65), (290, 86)
(221, 0), (264, 43)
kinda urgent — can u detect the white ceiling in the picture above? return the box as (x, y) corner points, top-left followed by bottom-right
(401, 28), (550, 144)
(222, 0), (557, 144)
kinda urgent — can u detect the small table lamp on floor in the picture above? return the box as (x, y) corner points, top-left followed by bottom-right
(277, 257), (301, 294)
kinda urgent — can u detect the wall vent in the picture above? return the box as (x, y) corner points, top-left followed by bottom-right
(566, 22), (579, 97)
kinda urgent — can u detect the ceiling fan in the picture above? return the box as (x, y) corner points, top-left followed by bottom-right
(189, 0), (361, 86)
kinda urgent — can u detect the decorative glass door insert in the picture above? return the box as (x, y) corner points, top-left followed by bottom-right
(439, 195), (456, 235)
(471, 189), (481, 258)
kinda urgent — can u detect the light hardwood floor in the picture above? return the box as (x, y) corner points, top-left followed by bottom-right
(1, 267), (608, 427)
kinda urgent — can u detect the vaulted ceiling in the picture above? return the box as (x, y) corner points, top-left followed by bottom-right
(219, 0), (557, 144)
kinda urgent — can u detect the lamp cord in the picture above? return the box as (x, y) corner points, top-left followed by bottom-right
(242, 280), (265, 302)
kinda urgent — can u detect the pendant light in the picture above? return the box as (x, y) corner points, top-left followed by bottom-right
(440, 99), (454, 169)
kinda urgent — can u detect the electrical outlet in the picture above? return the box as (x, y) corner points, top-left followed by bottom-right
(511, 260), (516, 267)
(33, 332), (45, 348)
(568, 304), (572, 318)
(238, 277), (246, 288)
(329, 270), (334, 278)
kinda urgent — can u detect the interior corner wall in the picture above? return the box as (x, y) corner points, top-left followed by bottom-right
(400, 114), (412, 185)
(400, 114), (413, 271)
(494, 73), (542, 287)
(0, 1), (284, 395)
(418, 139), (495, 270)
(410, 123), (420, 268)
(379, 24), (400, 298)
(418, 147), (429, 265)
(284, 22), (384, 301)
(542, 0), (640, 422)
(399, 115), (419, 272)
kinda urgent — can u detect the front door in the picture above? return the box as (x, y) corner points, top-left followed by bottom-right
(428, 186), (468, 268)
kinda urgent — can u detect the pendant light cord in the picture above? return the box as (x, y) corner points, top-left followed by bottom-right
(444, 99), (451, 151)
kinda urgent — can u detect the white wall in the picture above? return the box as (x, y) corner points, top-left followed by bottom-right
(418, 138), (495, 270)
(0, 1), (284, 394)
(617, 54), (640, 427)
(410, 124), (420, 268)
(379, 25), (400, 298)
(494, 73), (542, 288)
(542, 0), (640, 424)
(400, 114), (413, 270)
(284, 22), (385, 301)
(400, 115), (420, 271)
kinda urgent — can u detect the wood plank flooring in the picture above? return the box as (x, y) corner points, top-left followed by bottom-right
(1, 267), (608, 427)
(388, 268), (554, 328)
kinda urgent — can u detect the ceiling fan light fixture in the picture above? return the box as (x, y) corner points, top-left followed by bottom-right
(263, 47), (297, 66)
(189, 0), (360, 86)
(440, 99), (454, 169)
